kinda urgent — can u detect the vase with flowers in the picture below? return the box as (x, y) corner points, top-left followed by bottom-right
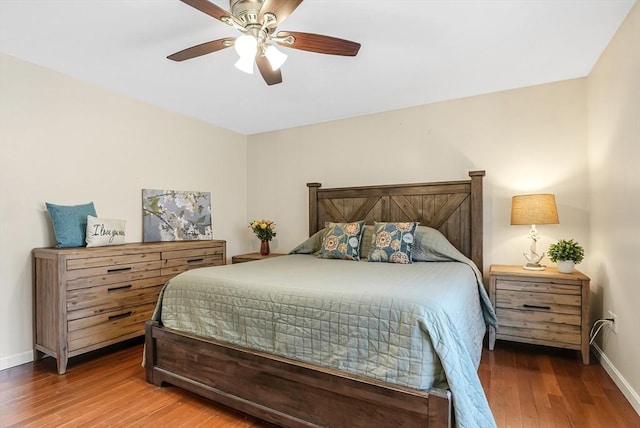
(250, 219), (277, 256)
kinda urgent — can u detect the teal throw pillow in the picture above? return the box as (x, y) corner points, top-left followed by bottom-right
(367, 222), (419, 264)
(318, 221), (365, 261)
(46, 202), (97, 248)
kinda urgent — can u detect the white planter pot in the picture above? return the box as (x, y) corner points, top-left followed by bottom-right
(557, 260), (575, 274)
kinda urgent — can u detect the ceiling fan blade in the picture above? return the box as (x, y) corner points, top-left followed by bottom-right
(179, 0), (232, 22)
(259, 0), (303, 26)
(256, 54), (283, 86)
(167, 38), (234, 61)
(276, 31), (361, 56)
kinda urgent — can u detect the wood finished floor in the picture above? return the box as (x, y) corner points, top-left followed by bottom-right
(1, 339), (638, 428)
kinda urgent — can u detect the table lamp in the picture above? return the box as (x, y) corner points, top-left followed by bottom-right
(510, 194), (559, 270)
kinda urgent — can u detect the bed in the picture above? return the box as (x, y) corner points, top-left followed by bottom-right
(145, 170), (496, 428)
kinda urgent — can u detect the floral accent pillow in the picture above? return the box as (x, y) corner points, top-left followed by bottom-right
(367, 222), (419, 264)
(318, 221), (365, 260)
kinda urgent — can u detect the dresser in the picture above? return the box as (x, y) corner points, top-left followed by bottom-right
(488, 264), (590, 364)
(33, 240), (226, 374)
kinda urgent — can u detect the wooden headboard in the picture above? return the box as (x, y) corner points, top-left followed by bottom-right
(307, 170), (485, 269)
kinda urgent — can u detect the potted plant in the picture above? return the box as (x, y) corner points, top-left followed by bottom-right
(547, 239), (585, 273)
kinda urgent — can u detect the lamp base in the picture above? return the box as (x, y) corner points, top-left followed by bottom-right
(523, 263), (545, 271)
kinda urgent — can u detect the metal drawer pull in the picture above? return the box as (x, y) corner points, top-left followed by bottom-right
(108, 311), (133, 321)
(187, 258), (204, 263)
(107, 284), (133, 293)
(523, 304), (551, 310)
(107, 267), (132, 273)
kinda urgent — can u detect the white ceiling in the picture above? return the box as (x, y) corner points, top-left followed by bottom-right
(0, 0), (635, 135)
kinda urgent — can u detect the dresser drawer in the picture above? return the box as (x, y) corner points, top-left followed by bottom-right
(66, 277), (164, 319)
(66, 252), (161, 270)
(162, 246), (224, 261)
(66, 269), (162, 291)
(65, 260), (163, 282)
(161, 247), (225, 277)
(67, 303), (156, 352)
(161, 256), (224, 277)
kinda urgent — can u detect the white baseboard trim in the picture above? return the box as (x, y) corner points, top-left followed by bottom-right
(592, 343), (640, 416)
(0, 350), (33, 371)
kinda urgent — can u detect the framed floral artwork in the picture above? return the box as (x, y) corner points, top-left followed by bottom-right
(142, 189), (212, 242)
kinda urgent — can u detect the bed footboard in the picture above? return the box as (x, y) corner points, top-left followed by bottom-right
(145, 321), (452, 428)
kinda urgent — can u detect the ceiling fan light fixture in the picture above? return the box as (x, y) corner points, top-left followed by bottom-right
(265, 45), (287, 71)
(234, 34), (258, 58)
(234, 55), (255, 74)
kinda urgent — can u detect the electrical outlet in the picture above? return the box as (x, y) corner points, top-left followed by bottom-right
(608, 310), (617, 333)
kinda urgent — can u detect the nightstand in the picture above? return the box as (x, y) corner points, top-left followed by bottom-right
(488, 264), (591, 364)
(231, 252), (286, 264)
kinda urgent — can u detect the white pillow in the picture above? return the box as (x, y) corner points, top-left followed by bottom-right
(85, 215), (126, 247)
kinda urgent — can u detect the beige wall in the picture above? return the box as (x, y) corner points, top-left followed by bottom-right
(247, 79), (590, 273)
(587, 2), (640, 413)
(0, 54), (249, 369)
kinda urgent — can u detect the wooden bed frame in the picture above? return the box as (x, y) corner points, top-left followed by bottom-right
(145, 170), (485, 428)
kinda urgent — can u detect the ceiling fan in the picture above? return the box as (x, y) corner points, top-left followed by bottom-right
(167, 0), (361, 85)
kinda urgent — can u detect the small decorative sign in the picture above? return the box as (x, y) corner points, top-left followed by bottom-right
(142, 189), (212, 242)
(85, 216), (126, 247)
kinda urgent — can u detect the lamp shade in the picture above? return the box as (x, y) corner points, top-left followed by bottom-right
(511, 194), (559, 225)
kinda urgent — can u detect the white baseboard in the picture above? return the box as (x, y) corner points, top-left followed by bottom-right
(0, 350), (33, 371)
(592, 343), (640, 416)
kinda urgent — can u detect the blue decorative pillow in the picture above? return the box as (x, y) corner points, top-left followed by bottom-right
(318, 221), (365, 260)
(46, 202), (97, 248)
(367, 222), (419, 264)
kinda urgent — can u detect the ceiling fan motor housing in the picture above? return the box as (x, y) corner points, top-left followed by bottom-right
(230, 0), (264, 25)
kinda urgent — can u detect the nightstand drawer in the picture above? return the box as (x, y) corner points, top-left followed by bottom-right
(496, 306), (581, 345)
(496, 289), (581, 314)
(496, 326), (581, 346)
(496, 307), (581, 326)
(495, 279), (581, 295)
